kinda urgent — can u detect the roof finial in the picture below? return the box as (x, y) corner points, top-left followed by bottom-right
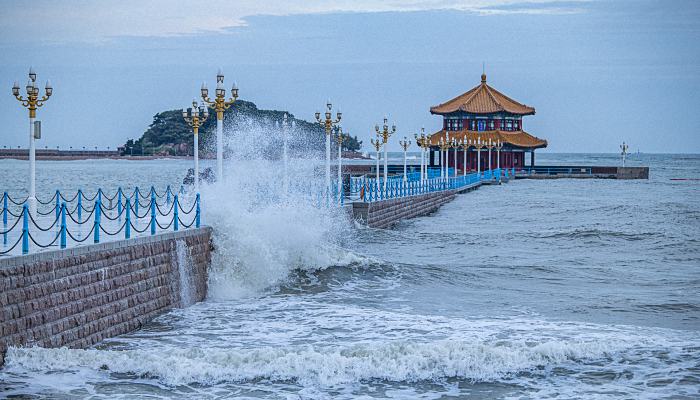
(481, 62), (487, 83)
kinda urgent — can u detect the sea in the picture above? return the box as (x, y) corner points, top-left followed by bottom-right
(0, 152), (698, 399)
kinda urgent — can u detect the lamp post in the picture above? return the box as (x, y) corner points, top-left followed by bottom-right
(414, 128), (427, 182)
(620, 141), (629, 167)
(487, 138), (493, 174)
(370, 136), (382, 184)
(201, 68), (238, 182)
(475, 136), (483, 177)
(315, 100), (342, 204)
(12, 67), (53, 215)
(495, 140), (503, 181)
(399, 136), (411, 182)
(375, 117), (396, 191)
(461, 137), (471, 176)
(282, 113), (289, 195)
(439, 135), (451, 183)
(335, 126), (346, 204)
(182, 100), (209, 193)
(451, 138), (458, 177)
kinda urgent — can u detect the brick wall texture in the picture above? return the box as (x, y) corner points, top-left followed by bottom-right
(0, 227), (212, 366)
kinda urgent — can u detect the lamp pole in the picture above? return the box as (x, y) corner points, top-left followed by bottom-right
(282, 113), (289, 195)
(201, 68), (238, 182)
(315, 100), (342, 204)
(370, 136), (382, 184)
(414, 128), (427, 182)
(476, 136), (483, 177)
(451, 138), (458, 177)
(375, 117), (396, 192)
(487, 138), (493, 174)
(12, 67), (53, 215)
(399, 137), (411, 183)
(439, 136), (451, 183)
(462, 137), (470, 176)
(182, 100), (209, 193)
(335, 126), (346, 204)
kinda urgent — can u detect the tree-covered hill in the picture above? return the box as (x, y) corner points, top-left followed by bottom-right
(121, 100), (362, 157)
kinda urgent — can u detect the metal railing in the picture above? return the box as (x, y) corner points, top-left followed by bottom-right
(1, 186), (200, 256)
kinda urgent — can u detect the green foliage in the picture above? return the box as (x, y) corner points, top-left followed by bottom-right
(341, 134), (363, 152)
(121, 100), (325, 157)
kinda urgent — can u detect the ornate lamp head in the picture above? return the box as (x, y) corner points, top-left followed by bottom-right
(181, 109), (188, 119)
(200, 82), (208, 98)
(12, 81), (19, 96)
(315, 111), (321, 120)
(28, 66), (36, 82)
(45, 80), (52, 97)
(216, 68), (224, 83)
(25, 80), (33, 95)
(202, 106), (209, 119)
(215, 81), (225, 98)
(232, 82), (239, 98)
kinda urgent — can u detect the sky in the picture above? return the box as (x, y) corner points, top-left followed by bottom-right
(0, 0), (698, 153)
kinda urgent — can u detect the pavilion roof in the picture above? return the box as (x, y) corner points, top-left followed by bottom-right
(427, 129), (548, 150)
(430, 74), (536, 116)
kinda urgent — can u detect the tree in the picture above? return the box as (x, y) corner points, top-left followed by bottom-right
(341, 134), (362, 152)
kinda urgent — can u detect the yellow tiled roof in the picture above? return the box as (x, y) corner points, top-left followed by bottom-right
(430, 74), (535, 116)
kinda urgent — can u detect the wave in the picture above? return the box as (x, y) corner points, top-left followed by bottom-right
(4, 338), (635, 387)
(198, 119), (355, 298)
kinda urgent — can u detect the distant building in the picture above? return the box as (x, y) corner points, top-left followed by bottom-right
(428, 73), (547, 171)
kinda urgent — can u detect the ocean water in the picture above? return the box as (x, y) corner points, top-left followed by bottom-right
(1, 152), (699, 399)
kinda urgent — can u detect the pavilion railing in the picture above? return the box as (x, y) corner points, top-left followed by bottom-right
(516, 166), (592, 176)
(1, 186), (200, 256)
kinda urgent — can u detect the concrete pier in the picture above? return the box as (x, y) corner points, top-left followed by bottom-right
(0, 227), (212, 366)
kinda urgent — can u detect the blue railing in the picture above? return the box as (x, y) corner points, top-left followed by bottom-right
(360, 172), (483, 202)
(1, 186), (200, 256)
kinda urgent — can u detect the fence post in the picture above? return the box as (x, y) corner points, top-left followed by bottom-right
(134, 187), (140, 216)
(22, 204), (29, 254)
(166, 185), (171, 206)
(60, 203), (67, 249)
(97, 188), (102, 206)
(173, 195), (179, 232)
(117, 187), (123, 220)
(150, 192), (156, 235)
(77, 189), (83, 221)
(196, 193), (201, 228)
(3, 192), (7, 246)
(55, 190), (60, 224)
(94, 200), (101, 244)
(125, 198), (131, 239)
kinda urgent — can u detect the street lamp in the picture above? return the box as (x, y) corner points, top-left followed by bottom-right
(495, 139), (503, 176)
(12, 67), (52, 215)
(474, 136), (483, 177)
(315, 99), (342, 204)
(201, 68), (238, 181)
(399, 136), (411, 183)
(375, 117), (396, 191)
(370, 135), (382, 184)
(439, 135), (451, 182)
(414, 128), (427, 182)
(451, 138), (458, 178)
(335, 126), (346, 204)
(461, 137), (471, 176)
(281, 113), (290, 196)
(183, 99), (209, 193)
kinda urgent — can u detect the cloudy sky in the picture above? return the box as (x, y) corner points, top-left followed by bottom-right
(1, 0), (698, 152)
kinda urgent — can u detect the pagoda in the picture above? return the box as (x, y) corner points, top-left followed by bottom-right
(427, 73), (547, 171)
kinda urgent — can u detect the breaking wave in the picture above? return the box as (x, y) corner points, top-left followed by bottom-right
(198, 117), (356, 298)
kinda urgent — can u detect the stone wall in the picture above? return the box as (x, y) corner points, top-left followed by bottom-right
(353, 185), (481, 229)
(0, 227), (212, 366)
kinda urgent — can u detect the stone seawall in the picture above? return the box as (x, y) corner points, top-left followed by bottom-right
(0, 227), (213, 366)
(353, 183), (481, 229)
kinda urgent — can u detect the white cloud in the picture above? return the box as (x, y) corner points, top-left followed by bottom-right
(0, 0), (586, 44)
